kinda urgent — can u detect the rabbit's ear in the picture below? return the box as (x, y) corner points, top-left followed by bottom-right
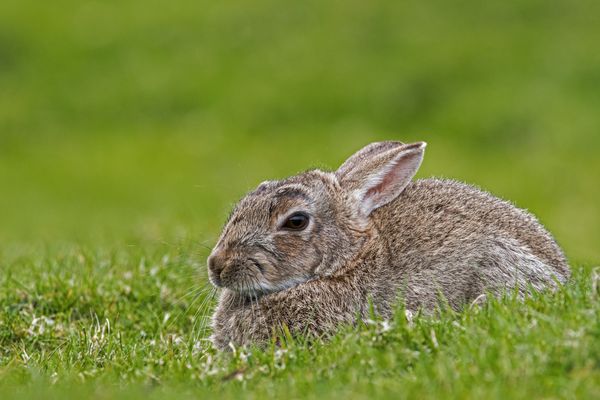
(336, 141), (405, 180)
(336, 141), (426, 216)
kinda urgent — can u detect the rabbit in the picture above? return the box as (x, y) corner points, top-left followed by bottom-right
(207, 141), (569, 350)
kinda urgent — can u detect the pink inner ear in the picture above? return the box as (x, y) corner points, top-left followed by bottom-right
(365, 166), (398, 197)
(363, 151), (421, 208)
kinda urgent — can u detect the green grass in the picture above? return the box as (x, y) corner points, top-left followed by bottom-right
(0, 249), (598, 399)
(1, 0), (599, 398)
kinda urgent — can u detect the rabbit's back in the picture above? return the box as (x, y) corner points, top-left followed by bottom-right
(372, 179), (569, 308)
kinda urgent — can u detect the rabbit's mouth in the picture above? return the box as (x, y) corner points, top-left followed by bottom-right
(209, 254), (313, 297)
(208, 256), (267, 291)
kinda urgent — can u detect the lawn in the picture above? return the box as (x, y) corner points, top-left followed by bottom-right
(1, 0), (599, 398)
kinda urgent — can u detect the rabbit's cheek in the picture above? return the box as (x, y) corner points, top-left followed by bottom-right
(259, 264), (281, 284)
(273, 236), (306, 259)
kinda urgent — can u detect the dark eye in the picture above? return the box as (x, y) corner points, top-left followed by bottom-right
(282, 213), (309, 231)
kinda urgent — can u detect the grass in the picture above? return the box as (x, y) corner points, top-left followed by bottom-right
(1, 0), (599, 398)
(0, 248), (598, 399)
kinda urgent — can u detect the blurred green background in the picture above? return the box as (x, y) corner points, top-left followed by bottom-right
(0, 0), (599, 263)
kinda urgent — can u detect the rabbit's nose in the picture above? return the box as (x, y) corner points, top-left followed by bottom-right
(207, 250), (226, 277)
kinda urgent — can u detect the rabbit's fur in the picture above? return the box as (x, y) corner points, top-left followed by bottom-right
(208, 141), (569, 350)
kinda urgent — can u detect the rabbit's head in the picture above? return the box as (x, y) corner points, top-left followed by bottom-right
(207, 141), (426, 296)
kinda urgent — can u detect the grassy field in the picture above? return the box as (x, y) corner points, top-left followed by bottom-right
(1, 0), (599, 398)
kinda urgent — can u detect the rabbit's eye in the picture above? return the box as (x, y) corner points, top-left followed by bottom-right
(282, 213), (309, 231)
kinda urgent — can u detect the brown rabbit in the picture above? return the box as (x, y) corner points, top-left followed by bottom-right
(207, 141), (569, 350)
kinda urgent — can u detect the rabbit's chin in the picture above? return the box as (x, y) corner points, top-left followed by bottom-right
(231, 276), (313, 299)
